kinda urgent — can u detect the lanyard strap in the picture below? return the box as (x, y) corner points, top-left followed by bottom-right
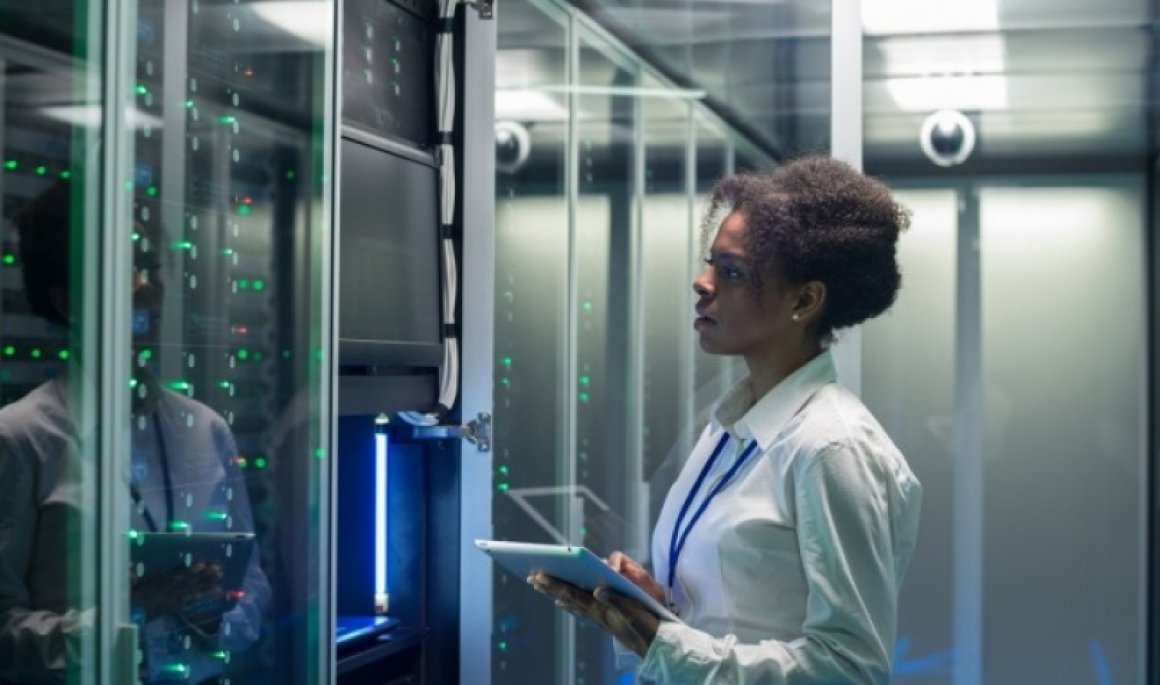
(667, 432), (759, 588)
(130, 413), (176, 533)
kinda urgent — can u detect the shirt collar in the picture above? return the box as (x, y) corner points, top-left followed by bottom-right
(712, 349), (838, 451)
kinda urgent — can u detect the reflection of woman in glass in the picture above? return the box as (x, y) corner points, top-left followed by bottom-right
(0, 182), (268, 684)
(533, 156), (922, 684)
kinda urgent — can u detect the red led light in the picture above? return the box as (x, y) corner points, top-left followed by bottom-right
(243, 68), (254, 77)
(231, 325), (249, 335)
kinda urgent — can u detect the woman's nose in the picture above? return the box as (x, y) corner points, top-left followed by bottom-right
(692, 270), (712, 297)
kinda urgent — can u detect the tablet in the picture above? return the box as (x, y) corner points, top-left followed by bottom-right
(130, 531), (255, 593)
(475, 540), (680, 623)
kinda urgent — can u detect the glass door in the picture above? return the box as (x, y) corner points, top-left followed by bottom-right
(0, 2), (336, 683)
(116, 2), (336, 683)
(0, 3), (107, 683)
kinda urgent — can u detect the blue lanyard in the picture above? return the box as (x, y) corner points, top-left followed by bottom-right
(667, 432), (759, 588)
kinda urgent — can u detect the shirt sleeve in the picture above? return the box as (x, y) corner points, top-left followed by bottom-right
(0, 434), (92, 679)
(638, 443), (901, 685)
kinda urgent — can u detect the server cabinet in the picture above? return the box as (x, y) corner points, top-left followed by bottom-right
(0, 2), (336, 683)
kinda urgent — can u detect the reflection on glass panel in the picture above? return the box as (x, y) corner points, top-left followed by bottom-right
(862, 188), (957, 685)
(640, 80), (690, 536)
(979, 184), (1143, 685)
(123, 2), (331, 683)
(492, 0), (569, 683)
(0, 4), (103, 683)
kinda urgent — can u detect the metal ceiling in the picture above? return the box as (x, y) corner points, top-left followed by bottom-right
(561, 0), (1157, 170)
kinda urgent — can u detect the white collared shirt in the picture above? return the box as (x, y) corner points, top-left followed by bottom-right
(639, 350), (922, 684)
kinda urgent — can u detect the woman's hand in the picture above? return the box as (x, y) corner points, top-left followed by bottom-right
(529, 573), (660, 657)
(605, 551), (664, 604)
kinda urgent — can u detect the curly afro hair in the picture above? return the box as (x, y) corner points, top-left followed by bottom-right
(700, 155), (909, 341)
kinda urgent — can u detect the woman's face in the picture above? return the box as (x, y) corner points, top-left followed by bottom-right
(692, 210), (799, 357)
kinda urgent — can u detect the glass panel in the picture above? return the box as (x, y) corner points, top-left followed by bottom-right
(691, 116), (730, 434)
(570, 26), (638, 685)
(491, 0), (569, 682)
(979, 182), (1144, 685)
(861, 188), (958, 684)
(121, 2), (332, 683)
(0, 4), (104, 683)
(640, 80), (691, 539)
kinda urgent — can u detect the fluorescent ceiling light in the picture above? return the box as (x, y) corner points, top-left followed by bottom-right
(880, 36), (1006, 77)
(863, 0), (998, 35)
(886, 75), (1008, 112)
(251, 1), (331, 47)
(495, 89), (569, 122)
(39, 105), (163, 130)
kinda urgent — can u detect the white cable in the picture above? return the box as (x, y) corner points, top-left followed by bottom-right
(399, 0), (459, 427)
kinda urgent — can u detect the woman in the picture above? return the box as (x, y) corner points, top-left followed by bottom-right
(531, 155), (922, 684)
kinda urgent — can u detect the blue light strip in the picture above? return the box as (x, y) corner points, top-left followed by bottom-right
(374, 415), (390, 612)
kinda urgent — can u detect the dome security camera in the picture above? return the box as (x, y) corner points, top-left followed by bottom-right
(495, 120), (531, 174)
(920, 109), (976, 167)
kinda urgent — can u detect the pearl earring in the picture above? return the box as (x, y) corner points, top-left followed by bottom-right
(792, 313), (801, 322)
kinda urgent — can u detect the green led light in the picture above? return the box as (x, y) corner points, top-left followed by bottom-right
(127, 529), (140, 540)
(237, 349), (249, 360)
(124, 181), (134, 191)
(497, 641), (508, 651)
(168, 520), (190, 532)
(146, 185), (158, 197)
(497, 482), (509, 492)
(253, 279), (264, 291)
(221, 248), (234, 256)
(218, 380), (232, 389)
(501, 356), (512, 368)
(254, 351), (264, 361)
(29, 348), (42, 359)
(129, 378), (139, 389)
(204, 511), (228, 521)
(578, 391), (589, 403)
(134, 84), (147, 95)
(173, 240), (192, 250)
(168, 381), (190, 391)
(59, 170), (71, 180)
(218, 115), (236, 124)
(282, 349), (291, 359)
(140, 348), (153, 360)
(162, 663), (188, 676)
(184, 99), (194, 109)
(238, 279), (250, 290)
(57, 350), (69, 361)
(500, 377), (511, 389)
(237, 457), (248, 469)
(582, 300), (593, 311)
(285, 170), (296, 180)
(237, 205), (250, 216)
(3, 160), (16, 171)
(212, 650), (228, 660)
(580, 526), (588, 535)
(35, 165), (47, 176)
(254, 457), (267, 469)
(2, 253), (15, 266)
(579, 375), (590, 386)
(498, 465), (509, 475)
(131, 231), (141, 242)
(314, 447), (326, 459)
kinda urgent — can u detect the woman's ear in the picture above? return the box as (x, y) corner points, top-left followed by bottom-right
(791, 280), (826, 325)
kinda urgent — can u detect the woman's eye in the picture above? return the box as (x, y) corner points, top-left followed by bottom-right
(705, 256), (743, 281)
